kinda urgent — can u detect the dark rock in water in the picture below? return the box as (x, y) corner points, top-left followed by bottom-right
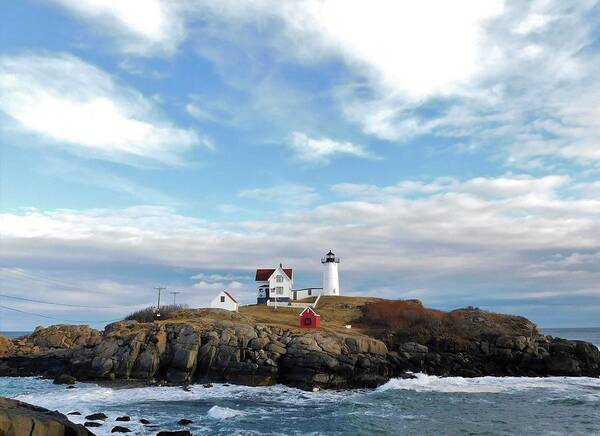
(84, 421), (103, 427)
(85, 412), (108, 420)
(53, 373), (76, 384)
(111, 425), (132, 433)
(203, 383), (213, 388)
(178, 418), (193, 425)
(67, 385), (76, 389)
(140, 418), (151, 424)
(68, 411), (81, 415)
(0, 397), (92, 435)
(116, 415), (131, 421)
(157, 431), (192, 436)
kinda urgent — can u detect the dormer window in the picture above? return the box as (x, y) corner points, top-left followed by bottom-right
(276, 275), (283, 282)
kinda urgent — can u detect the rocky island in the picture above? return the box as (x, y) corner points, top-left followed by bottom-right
(1, 297), (599, 391)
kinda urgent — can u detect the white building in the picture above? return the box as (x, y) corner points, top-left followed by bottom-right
(255, 264), (293, 304)
(321, 250), (340, 295)
(210, 291), (239, 312)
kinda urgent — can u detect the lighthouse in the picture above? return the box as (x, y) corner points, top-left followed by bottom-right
(321, 250), (340, 296)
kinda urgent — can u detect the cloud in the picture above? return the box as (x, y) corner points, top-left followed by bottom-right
(4, 174), (600, 326)
(49, 0), (186, 55)
(0, 53), (205, 165)
(333, 174), (570, 200)
(289, 132), (373, 163)
(3, 174), (600, 281)
(49, 1), (599, 169)
(39, 157), (179, 205)
(239, 184), (320, 207)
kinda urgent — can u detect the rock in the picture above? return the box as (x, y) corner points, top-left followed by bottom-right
(111, 425), (132, 433)
(85, 412), (108, 420)
(29, 325), (102, 349)
(157, 431), (192, 436)
(398, 342), (428, 354)
(140, 419), (151, 424)
(0, 397), (92, 435)
(53, 373), (76, 385)
(178, 418), (193, 425)
(66, 385), (76, 389)
(0, 335), (14, 356)
(84, 421), (102, 427)
(546, 353), (582, 375)
(1, 302), (599, 390)
(68, 411), (81, 415)
(116, 416), (130, 421)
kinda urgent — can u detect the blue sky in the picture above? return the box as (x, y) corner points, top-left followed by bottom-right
(1, 0), (600, 329)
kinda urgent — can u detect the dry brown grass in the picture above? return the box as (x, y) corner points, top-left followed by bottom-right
(125, 296), (537, 346)
(240, 296), (382, 335)
(361, 300), (538, 345)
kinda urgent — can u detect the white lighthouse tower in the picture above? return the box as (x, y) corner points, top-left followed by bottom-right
(321, 250), (340, 296)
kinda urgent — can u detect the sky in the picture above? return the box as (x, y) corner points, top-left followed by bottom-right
(1, 0), (600, 330)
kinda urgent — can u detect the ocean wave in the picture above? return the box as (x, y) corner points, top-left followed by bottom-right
(377, 373), (600, 394)
(207, 405), (245, 419)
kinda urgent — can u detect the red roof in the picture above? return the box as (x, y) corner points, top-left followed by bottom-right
(299, 306), (320, 317)
(255, 268), (293, 281)
(223, 291), (238, 303)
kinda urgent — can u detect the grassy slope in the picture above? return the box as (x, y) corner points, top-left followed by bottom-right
(127, 296), (537, 345)
(240, 296), (383, 335)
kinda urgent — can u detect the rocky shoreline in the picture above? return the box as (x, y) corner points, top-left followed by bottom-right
(0, 397), (93, 436)
(1, 302), (599, 391)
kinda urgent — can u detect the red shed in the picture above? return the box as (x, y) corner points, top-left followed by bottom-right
(299, 306), (321, 329)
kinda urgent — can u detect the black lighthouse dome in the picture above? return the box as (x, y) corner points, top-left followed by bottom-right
(322, 250), (340, 263)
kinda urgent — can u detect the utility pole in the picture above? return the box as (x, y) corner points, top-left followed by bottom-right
(170, 291), (182, 305)
(154, 287), (166, 318)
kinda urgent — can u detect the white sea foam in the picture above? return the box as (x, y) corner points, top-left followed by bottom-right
(207, 405), (245, 419)
(378, 373), (600, 394)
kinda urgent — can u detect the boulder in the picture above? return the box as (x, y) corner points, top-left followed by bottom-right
(85, 412), (108, 421)
(29, 325), (102, 349)
(53, 373), (76, 385)
(0, 336), (14, 356)
(0, 397), (93, 436)
(157, 432), (192, 436)
(84, 422), (102, 427)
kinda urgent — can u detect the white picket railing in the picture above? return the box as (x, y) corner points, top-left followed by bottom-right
(313, 294), (322, 308)
(267, 292), (323, 309)
(266, 300), (311, 308)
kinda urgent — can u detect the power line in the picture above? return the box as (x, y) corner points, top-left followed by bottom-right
(0, 293), (129, 309)
(0, 304), (122, 324)
(0, 268), (83, 290)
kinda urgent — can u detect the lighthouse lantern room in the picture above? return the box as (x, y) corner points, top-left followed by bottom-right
(321, 250), (340, 296)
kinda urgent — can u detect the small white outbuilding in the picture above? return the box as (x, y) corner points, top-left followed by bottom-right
(210, 291), (239, 312)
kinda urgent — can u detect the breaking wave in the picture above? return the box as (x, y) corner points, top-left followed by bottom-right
(378, 372), (600, 394)
(207, 405), (245, 419)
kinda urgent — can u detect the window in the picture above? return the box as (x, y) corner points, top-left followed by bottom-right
(276, 286), (284, 295)
(304, 318), (312, 325)
(220, 296), (225, 302)
(276, 275), (283, 283)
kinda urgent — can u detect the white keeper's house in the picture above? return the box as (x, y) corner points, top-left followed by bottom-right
(255, 264), (294, 304)
(256, 251), (341, 304)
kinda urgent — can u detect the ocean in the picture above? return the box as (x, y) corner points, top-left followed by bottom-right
(0, 328), (599, 435)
